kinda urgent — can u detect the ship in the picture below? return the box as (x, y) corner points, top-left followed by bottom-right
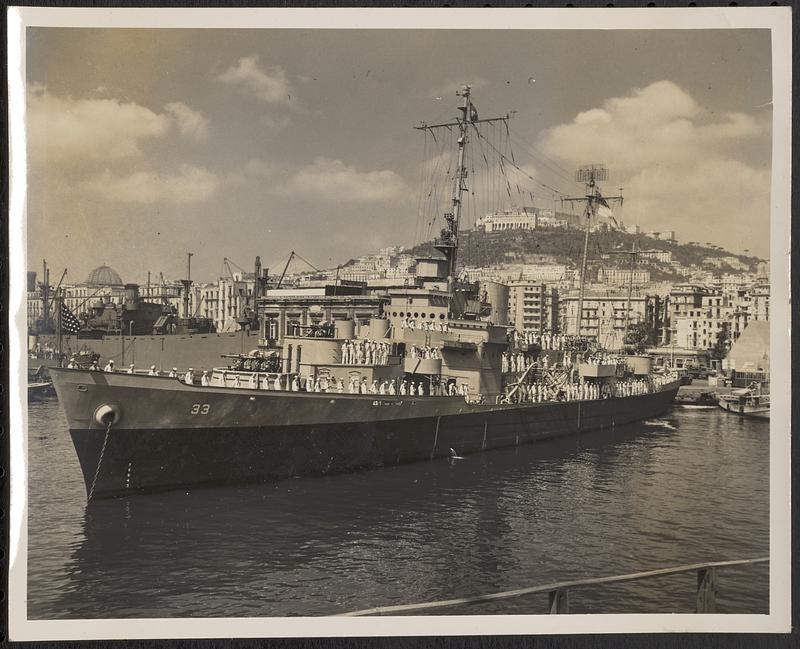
(29, 258), (263, 375)
(718, 382), (770, 419)
(50, 86), (680, 500)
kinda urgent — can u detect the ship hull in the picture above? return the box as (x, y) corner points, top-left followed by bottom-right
(51, 368), (680, 499)
(718, 400), (770, 420)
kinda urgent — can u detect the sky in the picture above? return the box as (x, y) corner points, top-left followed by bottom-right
(25, 27), (773, 284)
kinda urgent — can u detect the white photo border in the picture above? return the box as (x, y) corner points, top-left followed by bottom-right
(6, 5), (792, 640)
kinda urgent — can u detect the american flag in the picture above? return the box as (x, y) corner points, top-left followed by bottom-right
(60, 303), (81, 334)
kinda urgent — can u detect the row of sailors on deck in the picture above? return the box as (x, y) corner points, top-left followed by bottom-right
(509, 382), (588, 403)
(99, 360), (169, 376)
(515, 332), (590, 351)
(511, 377), (661, 404)
(502, 352), (534, 374)
(584, 353), (621, 365)
(340, 339), (391, 365)
(400, 317), (449, 333)
(408, 345), (440, 360)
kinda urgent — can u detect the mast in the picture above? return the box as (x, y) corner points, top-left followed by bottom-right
(562, 165), (623, 340)
(415, 86), (510, 293)
(41, 259), (50, 333)
(181, 252), (194, 319)
(622, 240), (638, 347)
(56, 287), (63, 366)
(606, 238), (640, 350)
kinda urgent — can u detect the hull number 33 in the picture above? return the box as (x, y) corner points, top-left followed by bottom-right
(190, 403), (211, 415)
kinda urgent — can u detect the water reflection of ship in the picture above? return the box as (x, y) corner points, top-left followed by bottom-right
(58, 421), (674, 618)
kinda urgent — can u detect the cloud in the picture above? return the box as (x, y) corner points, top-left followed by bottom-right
(537, 80), (770, 253)
(217, 55), (294, 105)
(81, 164), (220, 204)
(28, 86), (171, 164)
(164, 102), (210, 140)
(28, 87), (212, 165)
(274, 157), (410, 203)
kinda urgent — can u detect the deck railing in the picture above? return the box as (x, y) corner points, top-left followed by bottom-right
(339, 557), (769, 616)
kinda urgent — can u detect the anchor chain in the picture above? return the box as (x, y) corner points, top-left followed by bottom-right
(87, 420), (113, 501)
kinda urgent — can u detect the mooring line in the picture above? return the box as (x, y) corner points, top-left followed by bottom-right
(88, 420), (113, 501)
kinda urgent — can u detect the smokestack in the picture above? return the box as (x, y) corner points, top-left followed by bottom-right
(124, 283), (140, 310)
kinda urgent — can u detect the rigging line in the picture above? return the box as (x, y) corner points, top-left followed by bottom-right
(293, 252), (320, 273)
(413, 131), (426, 246)
(504, 120), (515, 164)
(507, 124), (576, 179)
(505, 131), (577, 187)
(474, 124), (568, 198)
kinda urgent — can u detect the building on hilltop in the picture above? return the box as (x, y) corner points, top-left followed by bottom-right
(475, 206), (576, 232)
(638, 249), (673, 264)
(644, 230), (676, 242)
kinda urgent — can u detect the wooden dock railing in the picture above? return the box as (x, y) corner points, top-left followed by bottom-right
(339, 557), (769, 616)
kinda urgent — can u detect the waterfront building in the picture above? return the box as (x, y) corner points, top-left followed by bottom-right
(671, 289), (754, 352)
(520, 264), (575, 283)
(596, 267), (651, 286)
(749, 278), (770, 321)
(558, 291), (658, 350)
(507, 281), (558, 334)
(645, 344), (710, 370)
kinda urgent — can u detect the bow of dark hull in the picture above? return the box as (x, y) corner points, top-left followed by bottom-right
(51, 367), (679, 499)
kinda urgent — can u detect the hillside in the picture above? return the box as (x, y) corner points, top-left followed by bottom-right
(408, 227), (761, 278)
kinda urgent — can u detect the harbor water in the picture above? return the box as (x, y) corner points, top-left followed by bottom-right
(26, 396), (769, 618)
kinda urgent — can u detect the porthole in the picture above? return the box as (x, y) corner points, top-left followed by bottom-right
(414, 312), (419, 318)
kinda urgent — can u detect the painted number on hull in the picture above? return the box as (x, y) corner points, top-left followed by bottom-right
(190, 403), (211, 415)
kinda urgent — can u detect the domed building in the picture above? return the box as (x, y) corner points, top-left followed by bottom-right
(86, 265), (123, 287)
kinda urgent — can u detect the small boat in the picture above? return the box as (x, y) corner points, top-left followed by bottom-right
(718, 383), (769, 420)
(28, 380), (55, 400)
(674, 390), (718, 408)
